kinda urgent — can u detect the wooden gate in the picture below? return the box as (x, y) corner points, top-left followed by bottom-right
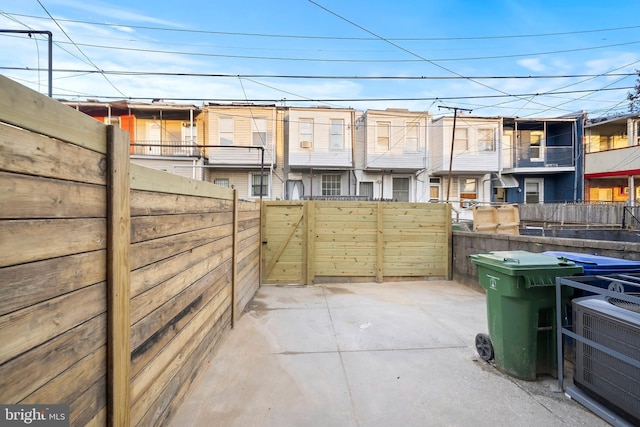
(262, 202), (307, 284)
(262, 201), (451, 284)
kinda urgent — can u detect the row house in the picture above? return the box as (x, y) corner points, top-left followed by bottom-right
(429, 115), (501, 211)
(500, 114), (584, 204)
(356, 108), (430, 202)
(63, 100), (585, 206)
(284, 106), (355, 200)
(584, 113), (640, 203)
(197, 103), (284, 200)
(63, 100), (202, 179)
(429, 113), (583, 218)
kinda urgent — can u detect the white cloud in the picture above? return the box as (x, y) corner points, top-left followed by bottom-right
(517, 58), (546, 73)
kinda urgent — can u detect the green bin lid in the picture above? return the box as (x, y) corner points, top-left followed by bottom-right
(470, 250), (583, 287)
(470, 250), (582, 275)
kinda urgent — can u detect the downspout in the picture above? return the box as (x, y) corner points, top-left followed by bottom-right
(351, 109), (356, 196)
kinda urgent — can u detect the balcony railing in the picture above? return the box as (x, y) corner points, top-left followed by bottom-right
(510, 145), (574, 168)
(131, 140), (202, 157)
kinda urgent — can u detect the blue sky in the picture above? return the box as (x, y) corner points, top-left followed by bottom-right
(2, 0), (640, 118)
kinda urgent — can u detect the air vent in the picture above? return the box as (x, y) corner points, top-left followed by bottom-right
(300, 140), (312, 148)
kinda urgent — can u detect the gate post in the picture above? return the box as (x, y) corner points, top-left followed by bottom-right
(376, 201), (384, 283)
(306, 201), (315, 286)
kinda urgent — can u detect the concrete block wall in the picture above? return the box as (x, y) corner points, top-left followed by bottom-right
(452, 230), (640, 291)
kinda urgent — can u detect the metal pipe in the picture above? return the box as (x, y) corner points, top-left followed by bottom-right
(0, 30), (53, 97)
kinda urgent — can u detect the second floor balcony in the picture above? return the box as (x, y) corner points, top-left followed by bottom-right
(504, 145), (575, 170)
(131, 140), (202, 157)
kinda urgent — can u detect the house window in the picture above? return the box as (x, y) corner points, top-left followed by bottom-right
(429, 177), (441, 201)
(330, 119), (344, 150)
(214, 178), (229, 188)
(251, 173), (269, 197)
(377, 121), (390, 150)
(454, 128), (468, 152)
(300, 118), (313, 148)
(322, 175), (341, 196)
(405, 121), (420, 152)
(459, 178), (477, 208)
(525, 178), (543, 203)
(219, 116), (233, 146)
(252, 117), (267, 146)
(478, 128), (495, 151)
(393, 177), (410, 202)
(518, 130), (544, 160)
(359, 181), (374, 199)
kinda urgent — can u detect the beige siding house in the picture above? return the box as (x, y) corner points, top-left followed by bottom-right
(199, 104), (283, 200)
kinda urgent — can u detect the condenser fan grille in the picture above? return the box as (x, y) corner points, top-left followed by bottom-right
(607, 293), (640, 313)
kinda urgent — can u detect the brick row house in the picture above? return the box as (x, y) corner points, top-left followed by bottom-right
(63, 100), (589, 208)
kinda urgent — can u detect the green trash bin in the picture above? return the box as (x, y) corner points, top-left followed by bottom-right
(470, 250), (583, 380)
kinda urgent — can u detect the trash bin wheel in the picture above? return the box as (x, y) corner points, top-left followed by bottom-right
(475, 333), (494, 361)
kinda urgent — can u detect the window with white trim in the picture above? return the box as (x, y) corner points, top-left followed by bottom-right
(321, 175), (341, 196)
(300, 118), (313, 148)
(252, 117), (267, 146)
(330, 119), (344, 150)
(454, 127), (468, 152)
(478, 128), (495, 151)
(219, 116), (233, 146)
(359, 181), (374, 198)
(393, 177), (410, 202)
(251, 173), (269, 197)
(459, 177), (477, 208)
(405, 121), (420, 152)
(524, 178), (543, 203)
(377, 121), (390, 151)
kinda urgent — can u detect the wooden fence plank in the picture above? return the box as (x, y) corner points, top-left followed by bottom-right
(232, 190), (238, 326)
(0, 122), (107, 185)
(0, 75), (107, 153)
(107, 125), (131, 427)
(0, 218), (107, 268)
(0, 313), (106, 403)
(0, 283), (106, 365)
(130, 163), (233, 200)
(0, 250), (105, 316)
(130, 237), (231, 298)
(130, 190), (232, 216)
(0, 172), (105, 219)
(131, 211), (232, 243)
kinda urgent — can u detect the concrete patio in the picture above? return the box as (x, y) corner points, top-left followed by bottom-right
(168, 280), (607, 427)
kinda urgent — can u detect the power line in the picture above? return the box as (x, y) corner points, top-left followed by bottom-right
(50, 85), (633, 103)
(7, 33), (638, 64)
(2, 66), (634, 81)
(306, 0), (560, 113)
(6, 12), (640, 42)
(34, 0), (127, 97)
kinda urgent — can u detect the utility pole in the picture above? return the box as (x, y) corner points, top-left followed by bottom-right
(0, 30), (53, 97)
(439, 105), (472, 202)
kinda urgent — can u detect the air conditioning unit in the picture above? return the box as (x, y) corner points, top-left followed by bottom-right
(300, 140), (312, 149)
(572, 294), (640, 425)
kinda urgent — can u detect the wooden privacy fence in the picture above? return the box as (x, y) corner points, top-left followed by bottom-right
(262, 201), (452, 284)
(0, 76), (260, 426)
(518, 202), (624, 226)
